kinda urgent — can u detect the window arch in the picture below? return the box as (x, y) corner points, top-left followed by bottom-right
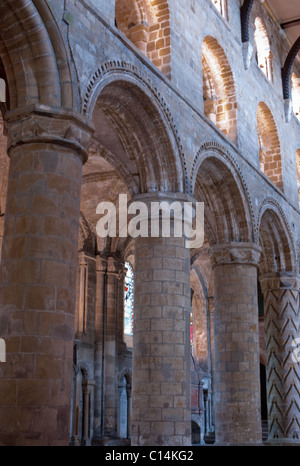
(211, 0), (228, 20)
(254, 17), (273, 81)
(292, 73), (300, 121)
(202, 36), (238, 143)
(257, 102), (283, 190)
(124, 261), (134, 348)
(115, 0), (171, 78)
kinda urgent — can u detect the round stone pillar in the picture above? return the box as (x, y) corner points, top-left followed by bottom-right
(0, 109), (92, 446)
(210, 242), (262, 445)
(131, 193), (194, 446)
(260, 273), (300, 445)
(93, 256), (107, 441)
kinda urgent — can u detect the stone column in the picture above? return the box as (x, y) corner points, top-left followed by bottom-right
(210, 242), (262, 445)
(0, 110), (92, 446)
(260, 273), (300, 445)
(93, 256), (107, 441)
(131, 193), (193, 446)
(103, 257), (123, 437)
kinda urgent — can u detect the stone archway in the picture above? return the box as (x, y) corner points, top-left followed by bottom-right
(258, 201), (300, 445)
(193, 146), (262, 445)
(80, 74), (193, 446)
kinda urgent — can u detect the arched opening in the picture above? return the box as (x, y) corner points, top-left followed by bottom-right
(254, 17), (273, 81)
(191, 149), (254, 444)
(76, 78), (184, 443)
(193, 152), (253, 245)
(190, 268), (209, 368)
(292, 73), (300, 121)
(202, 36), (238, 143)
(0, 0), (76, 110)
(115, 0), (171, 78)
(90, 78), (183, 194)
(258, 207), (294, 275)
(257, 102), (283, 190)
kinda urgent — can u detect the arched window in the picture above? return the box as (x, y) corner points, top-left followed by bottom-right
(124, 261), (134, 347)
(254, 17), (273, 81)
(292, 73), (300, 121)
(211, 0), (228, 20)
(202, 36), (238, 143)
(115, 0), (171, 77)
(257, 102), (283, 190)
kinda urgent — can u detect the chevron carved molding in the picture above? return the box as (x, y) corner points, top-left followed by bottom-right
(261, 276), (300, 441)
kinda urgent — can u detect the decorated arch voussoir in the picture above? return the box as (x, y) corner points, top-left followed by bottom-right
(191, 141), (256, 244)
(82, 60), (189, 193)
(0, 0), (76, 111)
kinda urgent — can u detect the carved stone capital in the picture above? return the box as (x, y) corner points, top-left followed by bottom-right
(5, 106), (94, 163)
(210, 242), (261, 268)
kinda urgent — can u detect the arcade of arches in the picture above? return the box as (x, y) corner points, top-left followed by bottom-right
(0, 0), (300, 447)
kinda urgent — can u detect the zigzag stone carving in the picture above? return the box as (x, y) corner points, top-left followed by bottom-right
(260, 275), (300, 443)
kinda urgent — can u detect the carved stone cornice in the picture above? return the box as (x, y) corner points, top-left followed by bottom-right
(5, 105), (94, 163)
(210, 242), (261, 268)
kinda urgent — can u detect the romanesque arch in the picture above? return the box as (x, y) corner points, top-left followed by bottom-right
(192, 143), (254, 244)
(258, 200), (295, 275)
(201, 36), (238, 143)
(87, 73), (184, 194)
(0, 0), (76, 111)
(257, 102), (283, 191)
